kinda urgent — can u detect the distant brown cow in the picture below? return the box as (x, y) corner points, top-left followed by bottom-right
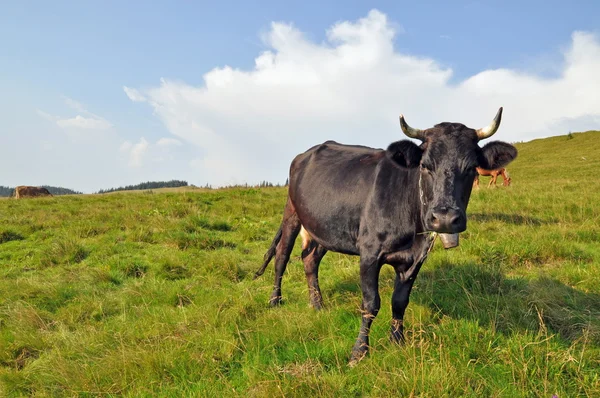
(14, 186), (53, 199)
(473, 167), (511, 188)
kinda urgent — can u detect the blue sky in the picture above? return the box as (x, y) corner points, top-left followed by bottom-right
(1, 1), (600, 192)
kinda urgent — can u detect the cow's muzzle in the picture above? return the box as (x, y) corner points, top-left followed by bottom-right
(426, 206), (466, 234)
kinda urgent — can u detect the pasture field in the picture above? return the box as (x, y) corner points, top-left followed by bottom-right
(1, 132), (599, 397)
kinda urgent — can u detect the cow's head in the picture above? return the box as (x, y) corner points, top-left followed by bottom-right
(387, 107), (517, 246)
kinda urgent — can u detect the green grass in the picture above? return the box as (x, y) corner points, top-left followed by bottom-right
(1, 131), (599, 397)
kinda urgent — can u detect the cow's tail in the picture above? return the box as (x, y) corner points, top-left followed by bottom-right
(253, 225), (283, 279)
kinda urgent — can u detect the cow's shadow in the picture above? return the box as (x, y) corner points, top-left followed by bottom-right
(469, 213), (555, 226)
(410, 262), (600, 345)
(327, 261), (600, 345)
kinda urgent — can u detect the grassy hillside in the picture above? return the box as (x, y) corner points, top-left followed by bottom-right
(1, 132), (599, 397)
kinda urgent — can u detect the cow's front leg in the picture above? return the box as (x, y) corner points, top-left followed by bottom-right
(349, 255), (381, 366)
(390, 261), (424, 344)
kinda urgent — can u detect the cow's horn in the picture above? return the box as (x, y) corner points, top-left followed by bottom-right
(476, 107), (503, 140)
(399, 114), (424, 140)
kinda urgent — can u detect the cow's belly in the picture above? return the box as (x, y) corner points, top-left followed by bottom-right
(293, 198), (361, 256)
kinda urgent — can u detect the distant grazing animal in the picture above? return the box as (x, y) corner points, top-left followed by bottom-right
(255, 108), (518, 364)
(14, 186), (53, 199)
(473, 167), (511, 188)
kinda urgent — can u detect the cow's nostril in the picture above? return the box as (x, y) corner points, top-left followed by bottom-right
(429, 213), (440, 228)
(450, 213), (461, 226)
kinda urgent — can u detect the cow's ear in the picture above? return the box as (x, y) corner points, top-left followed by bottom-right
(478, 141), (518, 170)
(386, 140), (423, 168)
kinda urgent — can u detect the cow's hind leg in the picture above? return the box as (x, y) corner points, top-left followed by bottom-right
(301, 227), (327, 310)
(269, 199), (301, 306)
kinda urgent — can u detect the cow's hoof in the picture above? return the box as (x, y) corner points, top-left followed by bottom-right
(390, 331), (405, 345)
(348, 350), (367, 367)
(390, 319), (405, 344)
(348, 343), (369, 367)
(310, 299), (324, 311)
(269, 296), (283, 307)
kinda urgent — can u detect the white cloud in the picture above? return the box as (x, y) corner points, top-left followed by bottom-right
(56, 115), (113, 130)
(127, 137), (149, 167)
(63, 96), (88, 113)
(36, 109), (59, 122)
(38, 97), (113, 131)
(120, 137), (184, 167)
(120, 141), (133, 152)
(125, 9), (600, 186)
(123, 86), (147, 102)
(156, 137), (182, 147)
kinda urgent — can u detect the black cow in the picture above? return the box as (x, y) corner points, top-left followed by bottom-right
(255, 108), (517, 364)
